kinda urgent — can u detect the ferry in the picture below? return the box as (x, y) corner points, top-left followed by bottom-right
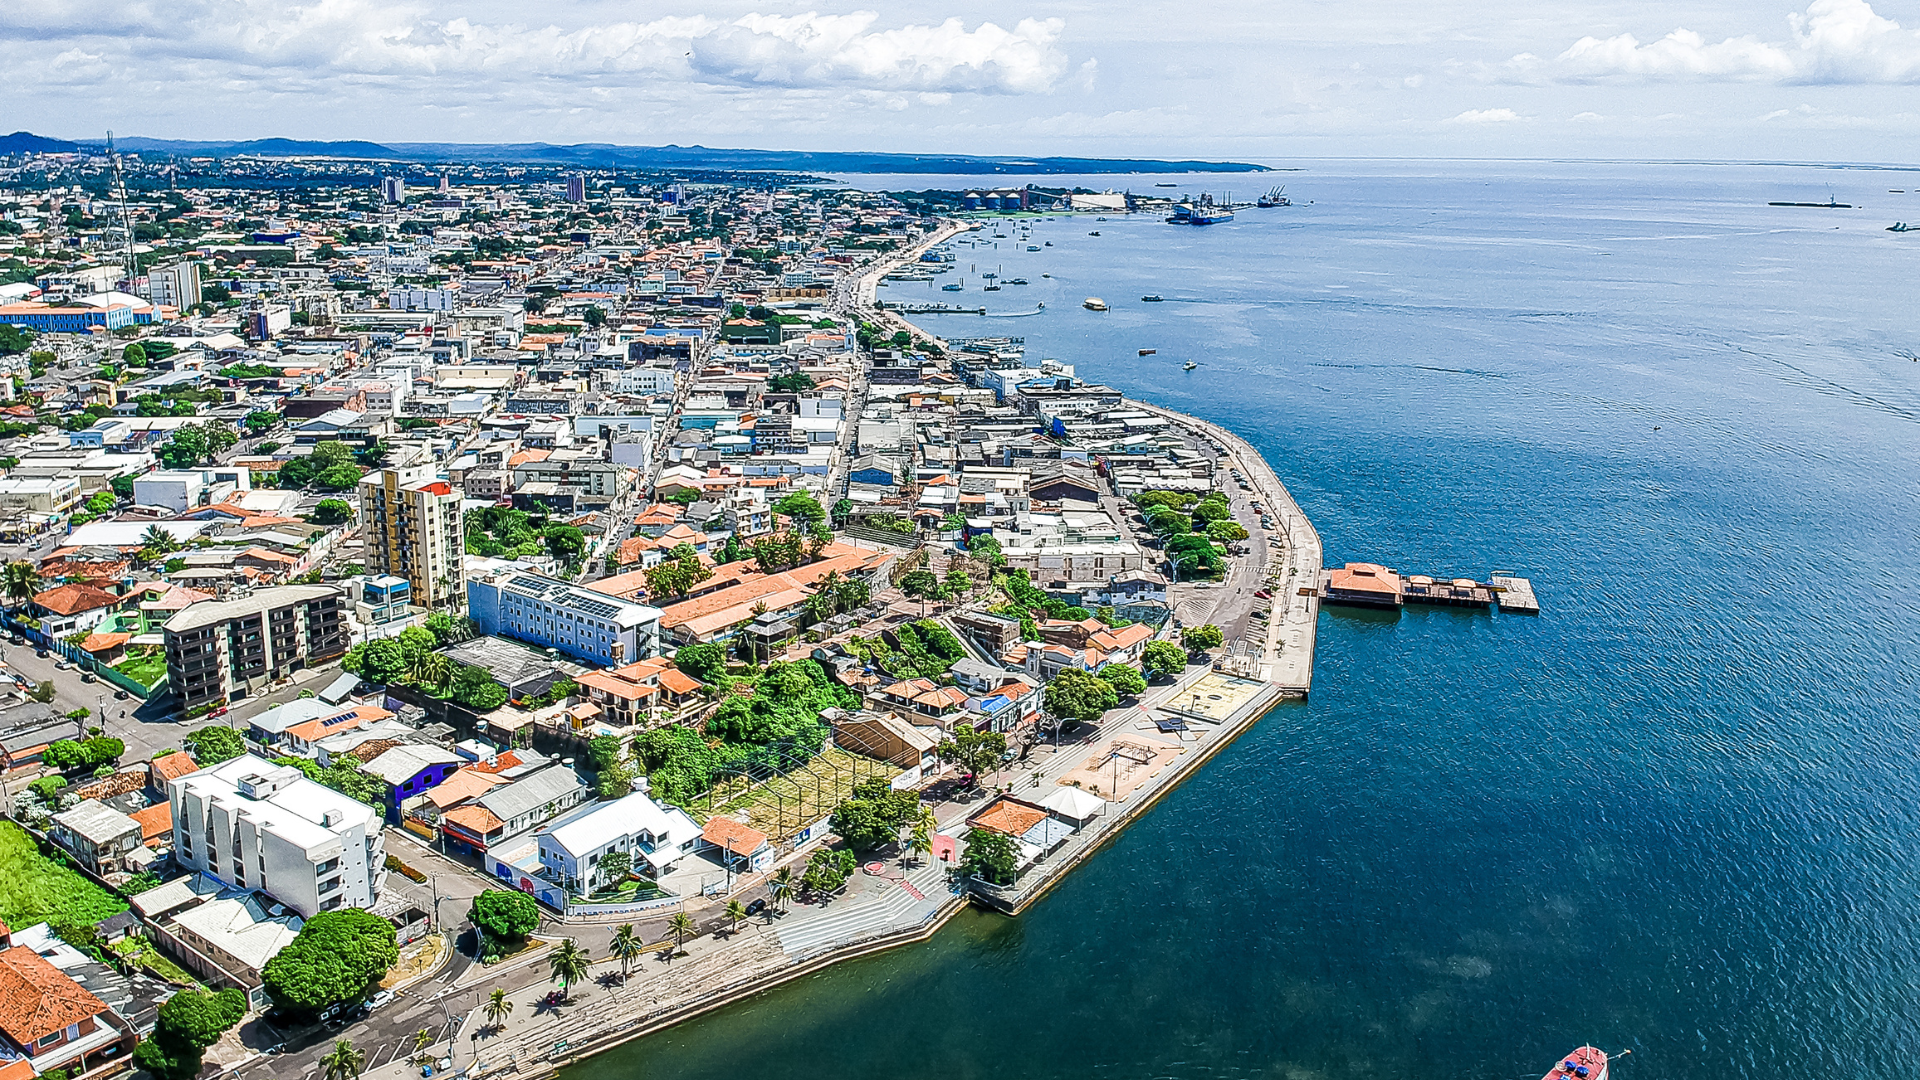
(1083, 297), (1109, 311)
(1543, 1048), (1609, 1080)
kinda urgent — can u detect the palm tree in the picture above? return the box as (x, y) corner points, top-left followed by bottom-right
(666, 911), (696, 962)
(407, 1027), (436, 1069)
(413, 650), (451, 690)
(907, 821), (932, 867)
(610, 923), (643, 981)
(321, 1039), (365, 1080)
(549, 938), (591, 1000)
(769, 867), (795, 914)
(2, 562), (40, 609)
(725, 899), (747, 935)
(482, 987), (513, 1033)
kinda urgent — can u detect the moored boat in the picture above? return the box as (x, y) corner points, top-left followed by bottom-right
(1083, 297), (1108, 311)
(1543, 1047), (1609, 1080)
(1139, 348), (1156, 356)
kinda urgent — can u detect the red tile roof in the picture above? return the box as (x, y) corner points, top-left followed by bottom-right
(700, 817), (770, 857)
(149, 751), (200, 783)
(0, 945), (107, 1045)
(31, 582), (119, 616)
(130, 802), (173, 845)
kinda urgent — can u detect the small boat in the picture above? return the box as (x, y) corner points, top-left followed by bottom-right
(1042, 273), (1051, 278)
(1155, 183), (1177, 187)
(1044, 241), (1052, 246)
(984, 284), (1000, 292)
(1089, 231), (1101, 236)
(942, 282), (963, 291)
(1006, 278), (1029, 285)
(1096, 217), (1109, 221)
(1139, 349), (1157, 356)
(1026, 245), (1041, 251)
(1183, 360), (1197, 370)
(1890, 222), (1915, 232)
(1541, 1047), (1609, 1080)
(1141, 294), (1164, 302)
(1084, 297), (1108, 311)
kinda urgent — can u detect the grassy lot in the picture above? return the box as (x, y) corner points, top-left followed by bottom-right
(109, 936), (199, 987)
(113, 647), (167, 689)
(0, 821), (127, 930)
(710, 747), (898, 841)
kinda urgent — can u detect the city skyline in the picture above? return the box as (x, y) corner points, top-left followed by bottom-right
(5, 0), (1920, 163)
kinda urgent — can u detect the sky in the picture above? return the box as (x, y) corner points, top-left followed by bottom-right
(6, 0), (1920, 162)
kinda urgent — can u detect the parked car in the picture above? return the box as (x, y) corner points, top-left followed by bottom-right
(54, 659), (74, 671)
(80, 672), (96, 684)
(34, 648), (48, 658)
(746, 898), (768, 916)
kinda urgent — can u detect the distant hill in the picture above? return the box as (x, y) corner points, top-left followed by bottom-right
(0, 131), (80, 155)
(75, 134), (1264, 174)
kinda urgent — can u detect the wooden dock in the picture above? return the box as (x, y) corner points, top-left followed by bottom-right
(1490, 574), (1540, 614)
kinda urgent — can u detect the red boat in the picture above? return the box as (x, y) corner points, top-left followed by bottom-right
(1544, 1047), (1608, 1080)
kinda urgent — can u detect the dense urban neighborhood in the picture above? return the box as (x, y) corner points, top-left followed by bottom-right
(0, 146), (1318, 1080)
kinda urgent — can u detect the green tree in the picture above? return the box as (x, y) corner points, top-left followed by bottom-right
(131, 986), (247, 1080)
(829, 776), (922, 851)
(801, 848), (857, 896)
(469, 890), (541, 959)
(726, 899), (748, 934)
(450, 665), (508, 711)
(156, 425), (211, 469)
(1098, 663), (1148, 699)
(261, 910), (399, 1015)
(960, 826), (1019, 886)
(177, 724), (245, 765)
(242, 409), (280, 435)
(483, 987), (514, 1031)
(1182, 624), (1225, 652)
(1206, 519), (1249, 542)
(966, 533), (1004, 567)
(898, 568), (940, 613)
(938, 723), (1008, 785)
(121, 342), (147, 365)
(673, 642), (726, 682)
(907, 818), (933, 866)
(357, 639), (408, 684)
(547, 938), (590, 999)
(770, 867), (795, 913)
(583, 306), (608, 329)
(645, 550), (713, 601)
(1044, 667), (1120, 724)
(943, 567), (973, 596)
(597, 850), (632, 889)
(320, 1039), (365, 1080)
(772, 490), (825, 527)
(1141, 640), (1187, 678)
(27, 682), (55, 704)
(610, 924), (643, 981)
(313, 498), (353, 525)
(544, 524), (585, 560)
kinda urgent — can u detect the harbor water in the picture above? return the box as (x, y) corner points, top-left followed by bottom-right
(567, 160), (1920, 1080)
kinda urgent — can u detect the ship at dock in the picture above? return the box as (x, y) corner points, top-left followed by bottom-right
(1168, 197), (1235, 225)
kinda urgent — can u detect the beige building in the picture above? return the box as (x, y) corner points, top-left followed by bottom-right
(359, 460), (465, 609)
(163, 584), (350, 710)
(0, 476), (83, 514)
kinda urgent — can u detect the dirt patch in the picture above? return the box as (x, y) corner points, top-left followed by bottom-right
(381, 933), (448, 989)
(1057, 734), (1184, 801)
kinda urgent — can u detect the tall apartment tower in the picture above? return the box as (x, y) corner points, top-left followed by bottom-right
(162, 584), (350, 710)
(438, 173), (450, 194)
(380, 176), (406, 204)
(358, 458), (465, 609)
(147, 260), (202, 309)
(566, 173), (587, 204)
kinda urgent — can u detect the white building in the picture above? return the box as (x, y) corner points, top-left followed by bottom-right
(132, 468), (252, 514)
(169, 754), (385, 918)
(146, 261), (203, 309)
(536, 791), (700, 892)
(466, 569), (662, 667)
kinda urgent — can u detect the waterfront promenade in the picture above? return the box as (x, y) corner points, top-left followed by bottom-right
(313, 217), (1324, 1080)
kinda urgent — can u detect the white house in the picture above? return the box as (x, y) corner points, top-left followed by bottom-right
(536, 791), (701, 893)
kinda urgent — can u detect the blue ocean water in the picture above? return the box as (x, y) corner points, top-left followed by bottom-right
(570, 161), (1920, 1080)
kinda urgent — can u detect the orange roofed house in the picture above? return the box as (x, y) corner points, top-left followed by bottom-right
(0, 928), (137, 1076)
(1323, 563), (1404, 609)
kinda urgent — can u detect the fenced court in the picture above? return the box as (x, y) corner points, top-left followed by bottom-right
(698, 746), (899, 841)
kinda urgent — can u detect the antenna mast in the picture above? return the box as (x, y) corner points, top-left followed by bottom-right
(107, 130), (139, 291)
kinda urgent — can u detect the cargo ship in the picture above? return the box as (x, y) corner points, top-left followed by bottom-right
(1543, 1047), (1608, 1080)
(1257, 186), (1291, 207)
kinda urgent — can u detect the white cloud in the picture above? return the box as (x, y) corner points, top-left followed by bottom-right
(1446, 107), (1522, 123)
(1523, 0), (1920, 84)
(0, 2), (1076, 95)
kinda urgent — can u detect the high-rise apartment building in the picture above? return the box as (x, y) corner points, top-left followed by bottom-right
(566, 173), (586, 203)
(163, 585), (350, 710)
(170, 754), (385, 917)
(380, 176), (406, 204)
(359, 459), (465, 609)
(146, 260), (202, 309)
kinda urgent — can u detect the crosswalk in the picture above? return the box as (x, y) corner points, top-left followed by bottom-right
(775, 861), (953, 958)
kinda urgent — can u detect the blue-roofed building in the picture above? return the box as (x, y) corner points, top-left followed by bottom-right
(467, 568), (663, 667)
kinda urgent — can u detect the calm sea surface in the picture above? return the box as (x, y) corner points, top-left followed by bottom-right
(570, 161), (1920, 1080)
